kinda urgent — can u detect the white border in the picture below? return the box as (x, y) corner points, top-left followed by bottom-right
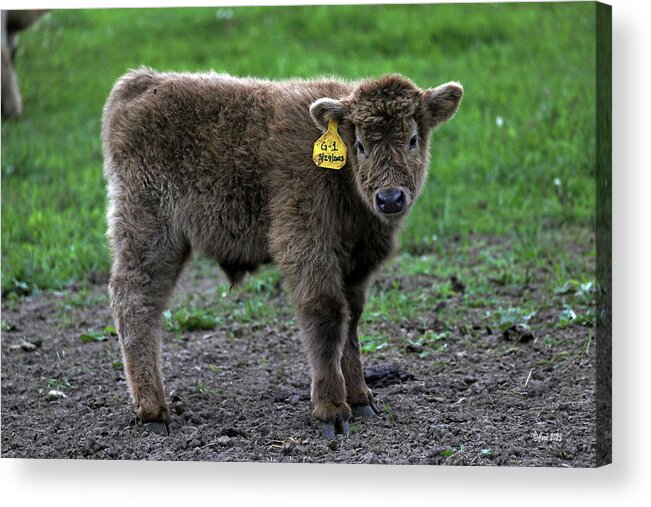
(2, 0), (650, 505)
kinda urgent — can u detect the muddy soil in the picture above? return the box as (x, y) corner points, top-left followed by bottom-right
(1, 250), (597, 466)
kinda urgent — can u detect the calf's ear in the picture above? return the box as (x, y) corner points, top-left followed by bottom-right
(422, 82), (464, 129)
(309, 98), (347, 131)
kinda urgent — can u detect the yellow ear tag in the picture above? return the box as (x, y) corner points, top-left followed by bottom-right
(313, 119), (347, 170)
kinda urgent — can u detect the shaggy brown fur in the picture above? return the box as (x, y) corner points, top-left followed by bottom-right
(102, 68), (462, 437)
(1, 10), (48, 119)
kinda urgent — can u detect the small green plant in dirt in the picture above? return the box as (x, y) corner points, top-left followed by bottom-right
(408, 330), (448, 358)
(208, 271), (291, 324)
(52, 289), (110, 329)
(2, 292), (21, 311)
(359, 332), (388, 354)
(106, 394), (121, 405)
(241, 266), (282, 294)
(382, 402), (398, 425)
(392, 253), (437, 277)
(436, 281), (456, 299)
(229, 296), (283, 323)
(541, 334), (561, 348)
(56, 286), (109, 309)
(554, 279), (595, 306)
(463, 291), (500, 309)
(163, 307), (221, 333)
(348, 422), (363, 434)
(196, 383), (218, 396)
(536, 351), (570, 369)
(79, 325), (116, 343)
(364, 290), (415, 324)
(439, 448), (457, 457)
(557, 306), (577, 329)
(491, 306), (536, 331)
(512, 223), (547, 287)
(365, 287), (440, 324)
(1, 318), (17, 331)
(45, 377), (71, 391)
(557, 305), (594, 329)
(481, 253), (516, 287)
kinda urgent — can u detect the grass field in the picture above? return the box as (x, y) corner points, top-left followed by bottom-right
(1, 3), (596, 294)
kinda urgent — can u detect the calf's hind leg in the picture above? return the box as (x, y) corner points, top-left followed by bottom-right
(108, 213), (189, 435)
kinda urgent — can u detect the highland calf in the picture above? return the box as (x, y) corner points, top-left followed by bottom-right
(102, 69), (463, 438)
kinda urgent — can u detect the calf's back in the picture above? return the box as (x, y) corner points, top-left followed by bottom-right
(102, 69), (369, 279)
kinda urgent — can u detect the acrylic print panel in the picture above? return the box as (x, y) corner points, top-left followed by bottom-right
(0, 2), (611, 466)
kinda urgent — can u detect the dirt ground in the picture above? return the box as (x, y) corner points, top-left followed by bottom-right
(1, 248), (597, 466)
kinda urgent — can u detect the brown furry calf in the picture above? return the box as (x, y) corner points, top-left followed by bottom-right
(102, 68), (462, 438)
(1, 10), (48, 119)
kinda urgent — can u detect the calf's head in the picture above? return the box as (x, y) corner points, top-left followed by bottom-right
(310, 75), (463, 220)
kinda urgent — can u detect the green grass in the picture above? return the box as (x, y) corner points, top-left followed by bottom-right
(1, 3), (597, 293)
(157, 226), (595, 357)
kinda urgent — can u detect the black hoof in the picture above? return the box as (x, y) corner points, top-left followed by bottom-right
(320, 418), (350, 440)
(352, 403), (381, 418)
(144, 420), (170, 436)
(320, 422), (336, 440)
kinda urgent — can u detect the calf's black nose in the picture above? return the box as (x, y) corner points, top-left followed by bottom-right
(375, 188), (406, 214)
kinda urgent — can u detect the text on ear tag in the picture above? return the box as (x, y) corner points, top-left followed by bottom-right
(313, 119), (347, 170)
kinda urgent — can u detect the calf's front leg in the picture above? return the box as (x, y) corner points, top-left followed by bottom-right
(271, 216), (354, 439)
(295, 294), (352, 439)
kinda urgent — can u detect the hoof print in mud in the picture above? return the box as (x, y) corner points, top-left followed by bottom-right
(364, 363), (415, 389)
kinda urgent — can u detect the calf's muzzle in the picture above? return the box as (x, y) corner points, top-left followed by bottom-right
(375, 187), (407, 215)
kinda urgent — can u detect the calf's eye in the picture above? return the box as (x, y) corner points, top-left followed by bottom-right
(409, 135), (418, 150)
(354, 140), (365, 156)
